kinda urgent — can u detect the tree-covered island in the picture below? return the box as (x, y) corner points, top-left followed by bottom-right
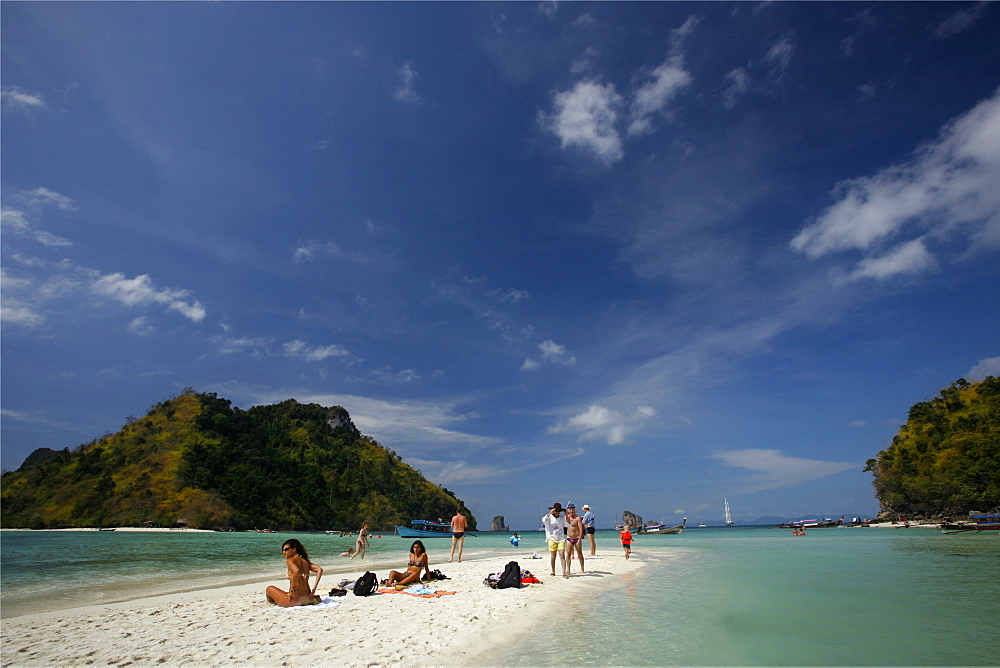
(865, 376), (999, 519)
(1, 391), (475, 531)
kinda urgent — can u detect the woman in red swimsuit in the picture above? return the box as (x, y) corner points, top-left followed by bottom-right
(385, 540), (430, 587)
(266, 539), (324, 606)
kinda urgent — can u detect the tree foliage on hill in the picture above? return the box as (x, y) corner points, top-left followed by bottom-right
(1, 391), (474, 531)
(865, 377), (1000, 518)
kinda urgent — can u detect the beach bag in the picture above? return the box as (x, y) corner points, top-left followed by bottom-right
(496, 560), (522, 589)
(353, 571), (378, 596)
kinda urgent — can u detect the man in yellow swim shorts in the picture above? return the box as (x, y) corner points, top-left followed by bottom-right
(541, 503), (570, 578)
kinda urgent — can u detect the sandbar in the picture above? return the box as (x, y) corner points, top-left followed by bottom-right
(1, 550), (645, 666)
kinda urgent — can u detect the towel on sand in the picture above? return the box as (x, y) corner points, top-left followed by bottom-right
(277, 596), (342, 610)
(377, 587), (457, 598)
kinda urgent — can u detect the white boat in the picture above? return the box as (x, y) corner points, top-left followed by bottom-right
(724, 498), (734, 526)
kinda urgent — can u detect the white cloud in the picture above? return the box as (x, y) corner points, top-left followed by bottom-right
(934, 1), (991, 38)
(710, 448), (856, 491)
(127, 316), (155, 336)
(1, 188), (75, 248)
(282, 339), (352, 362)
(627, 55), (692, 136)
(500, 288), (529, 304)
(394, 62), (420, 103)
(92, 272), (206, 322)
(1, 208), (72, 248)
(967, 356), (1000, 381)
(1, 87), (45, 113)
(523, 338), (576, 370)
(847, 237), (936, 281)
(792, 87), (1000, 278)
(544, 80), (624, 163)
(721, 67), (750, 110)
(548, 404), (656, 445)
(763, 35), (795, 80)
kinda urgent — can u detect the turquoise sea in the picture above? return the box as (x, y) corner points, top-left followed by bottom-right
(2, 526), (997, 665)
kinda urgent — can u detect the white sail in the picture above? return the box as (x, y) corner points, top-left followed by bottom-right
(724, 498), (734, 526)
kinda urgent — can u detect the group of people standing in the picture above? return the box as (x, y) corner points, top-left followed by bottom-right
(540, 502), (596, 578)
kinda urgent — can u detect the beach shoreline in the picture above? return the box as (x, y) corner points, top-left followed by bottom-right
(0, 550), (646, 666)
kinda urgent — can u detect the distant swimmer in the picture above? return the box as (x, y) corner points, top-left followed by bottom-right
(510, 532), (520, 547)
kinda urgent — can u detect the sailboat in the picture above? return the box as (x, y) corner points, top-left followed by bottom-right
(724, 498), (734, 526)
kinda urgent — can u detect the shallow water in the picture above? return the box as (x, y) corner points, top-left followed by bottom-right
(476, 526), (1000, 666)
(3, 527), (997, 665)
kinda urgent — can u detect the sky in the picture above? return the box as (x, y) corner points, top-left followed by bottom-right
(3, 2), (999, 530)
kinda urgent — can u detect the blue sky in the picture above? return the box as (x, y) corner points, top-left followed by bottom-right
(3, 2), (998, 529)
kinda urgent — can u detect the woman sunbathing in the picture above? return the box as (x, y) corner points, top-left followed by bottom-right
(265, 539), (324, 607)
(385, 540), (430, 587)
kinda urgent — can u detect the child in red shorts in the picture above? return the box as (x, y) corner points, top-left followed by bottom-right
(620, 527), (634, 559)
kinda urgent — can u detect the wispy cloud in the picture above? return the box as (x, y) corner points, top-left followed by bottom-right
(92, 273), (206, 322)
(710, 448), (857, 492)
(933, 1), (991, 39)
(523, 338), (577, 371)
(721, 67), (750, 110)
(627, 55), (692, 136)
(967, 356), (1000, 381)
(2, 257), (207, 327)
(548, 404), (656, 445)
(282, 339), (352, 362)
(763, 35), (795, 81)
(1, 187), (75, 248)
(394, 62), (420, 103)
(1, 87), (46, 113)
(792, 86), (1000, 279)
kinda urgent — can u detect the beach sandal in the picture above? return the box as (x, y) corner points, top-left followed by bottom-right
(328, 588), (348, 597)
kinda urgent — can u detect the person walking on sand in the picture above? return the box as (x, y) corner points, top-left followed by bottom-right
(266, 539), (324, 607)
(620, 526), (634, 560)
(565, 503), (586, 574)
(350, 521), (370, 560)
(541, 503), (570, 578)
(448, 509), (468, 563)
(582, 504), (596, 556)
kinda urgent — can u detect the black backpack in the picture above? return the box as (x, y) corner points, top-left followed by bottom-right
(353, 571), (379, 596)
(496, 560), (522, 589)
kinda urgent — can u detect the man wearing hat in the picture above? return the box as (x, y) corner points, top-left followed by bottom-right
(582, 504), (596, 556)
(540, 503), (570, 578)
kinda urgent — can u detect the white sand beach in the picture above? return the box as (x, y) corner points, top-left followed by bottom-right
(1, 551), (645, 666)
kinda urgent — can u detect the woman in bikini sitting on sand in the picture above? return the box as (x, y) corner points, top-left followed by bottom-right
(384, 540), (430, 587)
(266, 538), (324, 607)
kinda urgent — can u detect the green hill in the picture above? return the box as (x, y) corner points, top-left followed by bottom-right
(865, 377), (1000, 518)
(1, 391), (474, 531)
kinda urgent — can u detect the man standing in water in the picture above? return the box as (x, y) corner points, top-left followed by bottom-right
(448, 509), (468, 563)
(582, 504), (596, 556)
(541, 503), (570, 578)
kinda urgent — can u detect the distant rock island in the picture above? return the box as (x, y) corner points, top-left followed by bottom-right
(866, 376), (999, 519)
(1, 391), (475, 531)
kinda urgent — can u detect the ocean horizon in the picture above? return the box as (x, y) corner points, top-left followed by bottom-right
(2, 526), (996, 665)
